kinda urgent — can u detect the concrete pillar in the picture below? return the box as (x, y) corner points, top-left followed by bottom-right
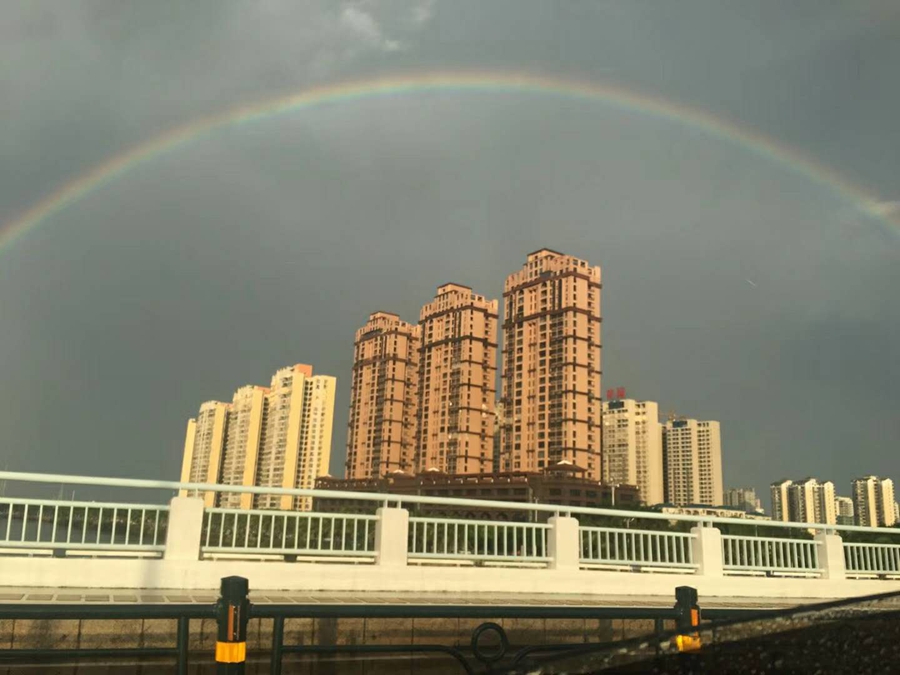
(164, 497), (205, 561)
(375, 507), (409, 567)
(690, 525), (723, 577)
(548, 516), (580, 570)
(815, 531), (846, 580)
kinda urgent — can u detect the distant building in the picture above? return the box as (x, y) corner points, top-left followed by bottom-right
(769, 478), (836, 525)
(180, 364), (336, 510)
(346, 312), (421, 479)
(723, 487), (763, 513)
(416, 284), (498, 475)
(314, 462), (640, 519)
(662, 418), (723, 506)
(654, 504), (771, 521)
(770, 479), (792, 522)
(852, 476), (896, 527)
(834, 496), (855, 526)
(601, 398), (664, 505)
(500, 249), (602, 480)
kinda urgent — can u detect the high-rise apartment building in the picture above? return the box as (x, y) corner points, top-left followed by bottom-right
(723, 487), (762, 513)
(770, 479), (792, 522)
(180, 364), (336, 510)
(346, 312), (421, 479)
(852, 476), (896, 527)
(180, 401), (229, 506)
(416, 284), (498, 474)
(500, 249), (602, 480)
(253, 365), (336, 510)
(601, 399), (664, 505)
(769, 478), (836, 525)
(834, 496), (855, 526)
(662, 418), (723, 506)
(789, 478), (836, 525)
(218, 385), (267, 509)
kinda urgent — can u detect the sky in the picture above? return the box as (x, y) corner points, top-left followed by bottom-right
(1, 0), (898, 506)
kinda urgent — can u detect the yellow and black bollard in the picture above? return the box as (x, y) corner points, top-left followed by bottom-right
(673, 585), (702, 653)
(216, 576), (250, 674)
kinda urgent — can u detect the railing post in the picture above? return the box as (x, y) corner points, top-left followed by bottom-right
(814, 529), (846, 580)
(216, 575), (250, 674)
(375, 507), (409, 567)
(164, 497), (205, 561)
(690, 524), (723, 577)
(674, 586), (702, 652)
(547, 516), (580, 571)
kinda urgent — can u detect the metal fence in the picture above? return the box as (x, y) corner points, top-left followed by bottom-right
(722, 535), (820, 576)
(0, 497), (168, 555)
(844, 543), (900, 577)
(408, 517), (550, 563)
(201, 508), (377, 559)
(579, 527), (695, 570)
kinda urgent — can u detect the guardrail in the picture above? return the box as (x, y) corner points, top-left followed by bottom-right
(844, 542), (900, 578)
(201, 508), (376, 559)
(722, 535), (820, 577)
(580, 527), (695, 570)
(0, 471), (899, 595)
(408, 517), (550, 564)
(0, 497), (168, 556)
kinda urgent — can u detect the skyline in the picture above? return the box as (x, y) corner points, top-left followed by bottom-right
(1, 2), (898, 511)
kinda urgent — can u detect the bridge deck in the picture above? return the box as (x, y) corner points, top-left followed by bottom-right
(0, 588), (826, 611)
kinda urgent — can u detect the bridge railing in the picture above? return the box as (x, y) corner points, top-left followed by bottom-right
(579, 526), (695, 571)
(843, 542), (900, 578)
(408, 517), (550, 564)
(201, 508), (376, 560)
(1, 471), (900, 587)
(0, 496), (168, 556)
(722, 534), (821, 577)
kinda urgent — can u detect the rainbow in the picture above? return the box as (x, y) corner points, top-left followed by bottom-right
(1, 70), (895, 255)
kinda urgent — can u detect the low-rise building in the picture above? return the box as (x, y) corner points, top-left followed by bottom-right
(314, 462), (640, 519)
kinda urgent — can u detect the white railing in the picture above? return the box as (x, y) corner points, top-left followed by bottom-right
(579, 527), (695, 570)
(202, 508), (376, 559)
(0, 497), (168, 555)
(844, 543), (900, 577)
(1, 471), (900, 593)
(722, 535), (820, 576)
(408, 517), (550, 564)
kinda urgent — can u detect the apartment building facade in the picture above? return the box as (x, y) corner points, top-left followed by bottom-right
(500, 249), (603, 480)
(662, 418), (723, 506)
(345, 312), (421, 479)
(852, 476), (896, 527)
(180, 364), (336, 510)
(416, 284), (498, 474)
(601, 398), (664, 505)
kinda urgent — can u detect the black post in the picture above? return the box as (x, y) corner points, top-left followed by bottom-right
(674, 586), (701, 653)
(176, 616), (190, 675)
(271, 616), (285, 675)
(216, 576), (250, 674)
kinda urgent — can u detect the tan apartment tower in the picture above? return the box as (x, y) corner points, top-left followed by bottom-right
(770, 478), (836, 525)
(180, 401), (229, 506)
(601, 398), (664, 505)
(663, 418), (723, 506)
(346, 312), (421, 479)
(852, 476), (896, 527)
(500, 249), (602, 480)
(416, 284), (498, 474)
(180, 364), (336, 510)
(771, 479), (792, 522)
(253, 365), (336, 511)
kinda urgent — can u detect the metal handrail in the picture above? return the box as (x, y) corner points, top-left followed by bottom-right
(1, 469), (898, 536)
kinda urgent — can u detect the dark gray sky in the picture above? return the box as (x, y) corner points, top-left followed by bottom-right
(1, 1), (898, 505)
